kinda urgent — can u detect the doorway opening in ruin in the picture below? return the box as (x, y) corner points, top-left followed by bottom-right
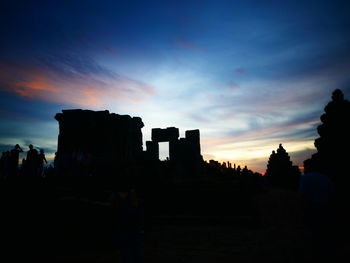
(159, 142), (169, 161)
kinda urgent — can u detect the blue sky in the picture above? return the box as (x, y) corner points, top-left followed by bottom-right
(1, 0), (350, 173)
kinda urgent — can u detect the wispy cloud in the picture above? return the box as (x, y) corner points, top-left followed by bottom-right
(227, 82), (240, 90)
(186, 65), (349, 172)
(182, 113), (209, 123)
(0, 109), (40, 121)
(12, 73), (60, 97)
(0, 0), (349, 174)
(174, 40), (203, 51)
(0, 59), (155, 108)
(202, 115), (319, 147)
(235, 67), (246, 75)
(101, 46), (119, 56)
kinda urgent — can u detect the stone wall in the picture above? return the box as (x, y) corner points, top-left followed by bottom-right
(55, 109), (144, 175)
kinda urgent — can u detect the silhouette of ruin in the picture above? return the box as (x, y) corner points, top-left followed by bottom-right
(306, 89), (350, 187)
(147, 127), (202, 163)
(3, 107), (330, 263)
(55, 109), (204, 181)
(55, 109), (144, 177)
(304, 89), (350, 241)
(266, 144), (300, 190)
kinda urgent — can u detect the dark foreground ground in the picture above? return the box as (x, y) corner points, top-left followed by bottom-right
(1, 176), (349, 263)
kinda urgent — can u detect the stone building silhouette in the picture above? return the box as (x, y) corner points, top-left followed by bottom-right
(55, 109), (203, 178)
(146, 127), (202, 163)
(303, 89), (350, 240)
(55, 109), (144, 176)
(266, 144), (300, 190)
(304, 89), (350, 212)
(306, 89), (350, 191)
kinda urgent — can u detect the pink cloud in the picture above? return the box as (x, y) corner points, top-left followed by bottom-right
(12, 74), (60, 98)
(0, 62), (155, 108)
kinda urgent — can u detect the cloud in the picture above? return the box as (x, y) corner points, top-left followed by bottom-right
(101, 46), (119, 56)
(227, 82), (240, 90)
(183, 113), (209, 123)
(235, 67), (246, 75)
(202, 134), (316, 174)
(0, 143), (15, 153)
(12, 73), (61, 97)
(202, 153), (216, 160)
(39, 51), (117, 79)
(0, 59), (155, 108)
(202, 115), (319, 147)
(197, 89), (324, 172)
(0, 109), (40, 121)
(174, 40), (203, 51)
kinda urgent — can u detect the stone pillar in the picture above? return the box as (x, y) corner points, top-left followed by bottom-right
(146, 141), (159, 160)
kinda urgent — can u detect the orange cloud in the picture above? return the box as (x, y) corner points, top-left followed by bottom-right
(0, 62), (155, 108)
(68, 88), (105, 107)
(12, 74), (60, 98)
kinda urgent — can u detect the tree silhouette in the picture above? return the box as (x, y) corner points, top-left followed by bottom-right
(266, 144), (300, 190)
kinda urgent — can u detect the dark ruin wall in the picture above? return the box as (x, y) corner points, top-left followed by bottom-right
(146, 127), (202, 163)
(55, 109), (144, 174)
(55, 109), (203, 180)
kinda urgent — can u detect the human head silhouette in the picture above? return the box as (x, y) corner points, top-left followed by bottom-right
(29, 144), (33, 150)
(304, 156), (325, 174)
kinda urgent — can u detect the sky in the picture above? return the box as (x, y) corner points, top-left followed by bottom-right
(1, 0), (350, 173)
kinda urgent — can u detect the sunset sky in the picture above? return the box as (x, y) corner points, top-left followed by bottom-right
(1, 0), (350, 173)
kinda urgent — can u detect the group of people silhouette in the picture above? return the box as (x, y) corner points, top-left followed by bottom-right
(0, 144), (47, 178)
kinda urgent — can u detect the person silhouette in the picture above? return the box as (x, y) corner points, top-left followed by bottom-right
(26, 144), (38, 176)
(0, 152), (6, 178)
(37, 149), (47, 177)
(19, 158), (27, 176)
(9, 144), (23, 177)
(112, 183), (144, 263)
(299, 158), (335, 260)
(1, 151), (11, 179)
